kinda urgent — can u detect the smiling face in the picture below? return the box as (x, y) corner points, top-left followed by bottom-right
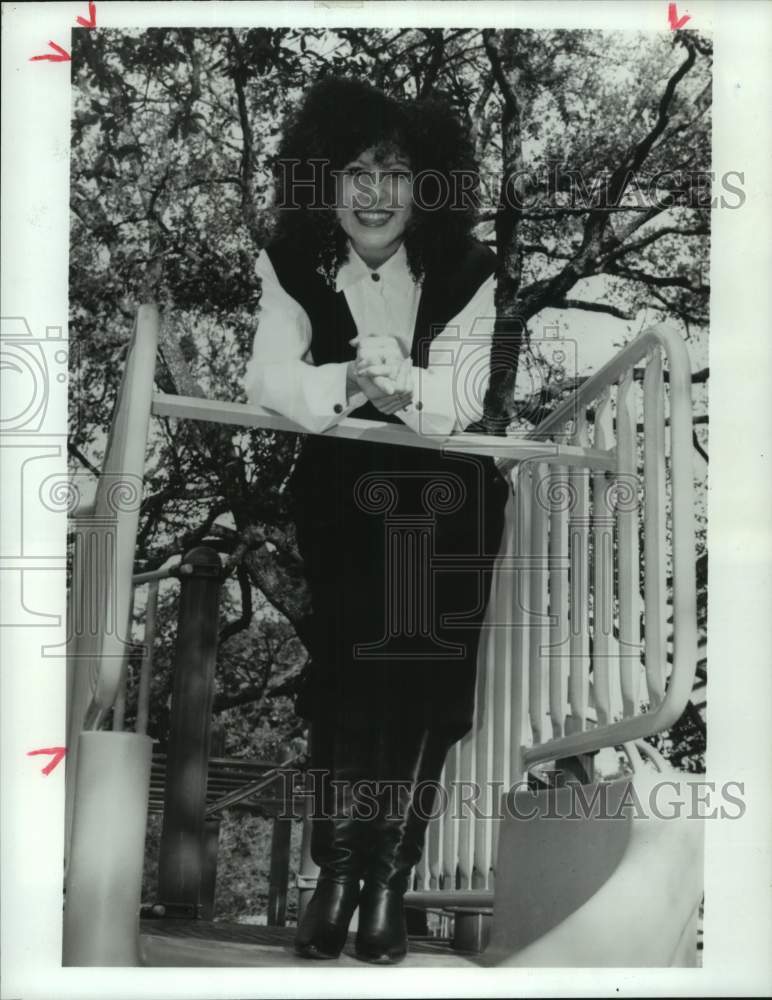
(334, 146), (414, 269)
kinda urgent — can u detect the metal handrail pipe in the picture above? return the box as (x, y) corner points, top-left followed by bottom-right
(151, 393), (616, 470)
(403, 890), (494, 910)
(528, 323), (690, 439)
(521, 324), (696, 769)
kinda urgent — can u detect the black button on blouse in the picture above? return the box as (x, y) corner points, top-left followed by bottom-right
(371, 273), (380, 282)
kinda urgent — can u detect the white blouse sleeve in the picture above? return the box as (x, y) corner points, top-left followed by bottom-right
(242, 250), (367, 434)
(396, 274), (497, 437)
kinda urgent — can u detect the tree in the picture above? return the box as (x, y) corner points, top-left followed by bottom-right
(69, 27), (711, 766)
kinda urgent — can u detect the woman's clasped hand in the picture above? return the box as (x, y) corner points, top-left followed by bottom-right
(349, 333), (414, 415)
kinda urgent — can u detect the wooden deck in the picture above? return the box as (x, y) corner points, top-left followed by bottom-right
(140, 919), (483, 968)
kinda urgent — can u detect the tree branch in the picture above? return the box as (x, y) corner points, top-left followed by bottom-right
(693, 429), (709, 464)
(68, 442), (101, 479)
(645, 287), (708, 325)
(482, 29), (521, 119)
(556, 298), (637, 321)
(517, 37), (701, 323)
(418, 28), (445, 97)
(602, 224), (709, 266)
(213, 680), (268, 713)
(605, 263), (709, 294)
(227, 28), (262, 247)
(605, 38), (697, 208)
(219, 564), (254, 644)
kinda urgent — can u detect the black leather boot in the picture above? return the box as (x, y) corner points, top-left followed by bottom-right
(354, 721), (454, 965)
(295, 712), (377, 960)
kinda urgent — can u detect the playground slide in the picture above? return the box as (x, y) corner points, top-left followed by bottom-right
(63, 732), (153, 966)
(482, 769), (705, 967)
(64, 734), (704, 967)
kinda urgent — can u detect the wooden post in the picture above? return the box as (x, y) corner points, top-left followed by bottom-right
(199, 818), (221, 922)
(296, 794), (317, 922)
(267, 816), (292, 927)
(157, 546), (222, 917)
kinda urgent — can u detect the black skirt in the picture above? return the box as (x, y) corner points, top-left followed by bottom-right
(290, 432), (510, 742)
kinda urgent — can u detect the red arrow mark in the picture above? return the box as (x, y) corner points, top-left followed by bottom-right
(27, 746), (67, 775)
(30, 41), (71, 63)
(668, 3), (691, 29)
(76, 1), (97, 29)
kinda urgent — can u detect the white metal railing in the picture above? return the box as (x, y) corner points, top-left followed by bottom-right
(66, 305), (160, 860)
(66, 309), (697, 919)
(529, 323), (696, 760)
(412, 323), (698, 902)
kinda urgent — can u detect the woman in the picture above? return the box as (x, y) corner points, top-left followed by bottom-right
(243, 77), (510, 964)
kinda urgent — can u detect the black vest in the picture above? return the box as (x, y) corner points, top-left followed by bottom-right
(264, 235), (501, 526)
(265, 237), (509, 739)
(265, 236), (497, 424)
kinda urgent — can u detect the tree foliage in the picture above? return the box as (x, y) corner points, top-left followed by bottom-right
(70, 27), (711, 769)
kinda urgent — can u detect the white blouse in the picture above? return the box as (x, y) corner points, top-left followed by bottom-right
(243, 239), (496, 438)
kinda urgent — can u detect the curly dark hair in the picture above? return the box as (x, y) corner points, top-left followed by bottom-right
(270, 76), (482, 285)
